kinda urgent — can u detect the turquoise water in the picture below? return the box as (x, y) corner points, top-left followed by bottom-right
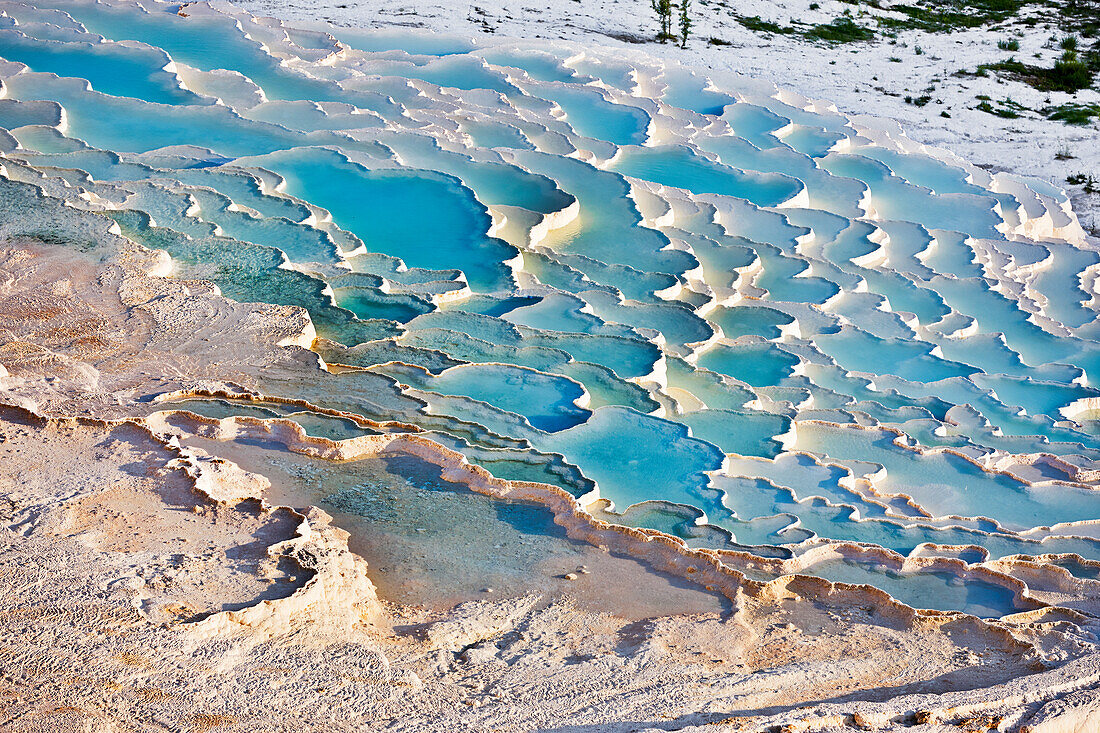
(35, 0), (401, 116)
(533, 85), (650, 146)
(662, 84), (736, 117)
(611, 146), (803, 208)
(698, 136), (867, 217)
(401, 362), (591, 432)
(234, 147), (517, 292)
(541, 407), (726, 509)
(371, 56), (521, 95)
(815, 328), (979, 383)
(3, 0), (1099, 619)
(476, 49), (578, 83)
(805, 561), (1022, 618)
(0, 29), (204, 105)
(721, 102), (790, 149)
(459, 119), (535, 150)
(681, 409), (789, 458)
(821, 154), (1004, 238)
(696, 342), (800, 388)
(512, 150), (696, 283)
(154, 398), (380, 441)
(333, 28), (477, 56)
(3, 72), (307, 155)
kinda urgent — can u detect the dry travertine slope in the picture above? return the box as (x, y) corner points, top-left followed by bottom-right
(1, 181), (1100, 730)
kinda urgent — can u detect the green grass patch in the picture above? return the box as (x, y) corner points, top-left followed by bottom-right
(878, 0), (1030, 33)
(806, 17), (875, 42)
(974, 54), (1094, 93)
(1044, 102), (1100, 125)
(975, 96), (1029, 118)
(734, 15), (798, 34)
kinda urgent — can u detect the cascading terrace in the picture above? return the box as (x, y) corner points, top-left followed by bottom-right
(1, 0), (1100, 621)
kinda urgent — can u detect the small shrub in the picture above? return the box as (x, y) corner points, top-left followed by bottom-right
(737, 15), (797, 34)
(976, 55), (1094, 94)
(1060, 35), (1078, 51)
(998, 38), (1020, 51)
(1067, 174), (1099, 193)
(1048, 56), (1092, 92)
(976, 97), (1026, 118)
(1045, 103), (1100, 125)
(806, 17), (875, 42)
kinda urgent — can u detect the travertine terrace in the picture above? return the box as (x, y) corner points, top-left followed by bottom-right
(1, 0), (1100, 729)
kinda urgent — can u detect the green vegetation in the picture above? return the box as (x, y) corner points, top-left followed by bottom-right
(905, 94), (933, 106)
(976, 101), (1015, 117)
(1050, 57), (1093, 92)
(972, 53), (1094, 93)
(1067, 173), (1099, 193)
(651, 0), (675, 41)
(976, 96), (1029, 118)
(806, 17), (875, 43)
(679, 0), (692, 47)
(878, 0), (1031, 33)
(1045, 102), (1100, 124)
(731, 9), (885, 45)
(715, 0), (1098, 97)
(734, 15), (797, 35)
